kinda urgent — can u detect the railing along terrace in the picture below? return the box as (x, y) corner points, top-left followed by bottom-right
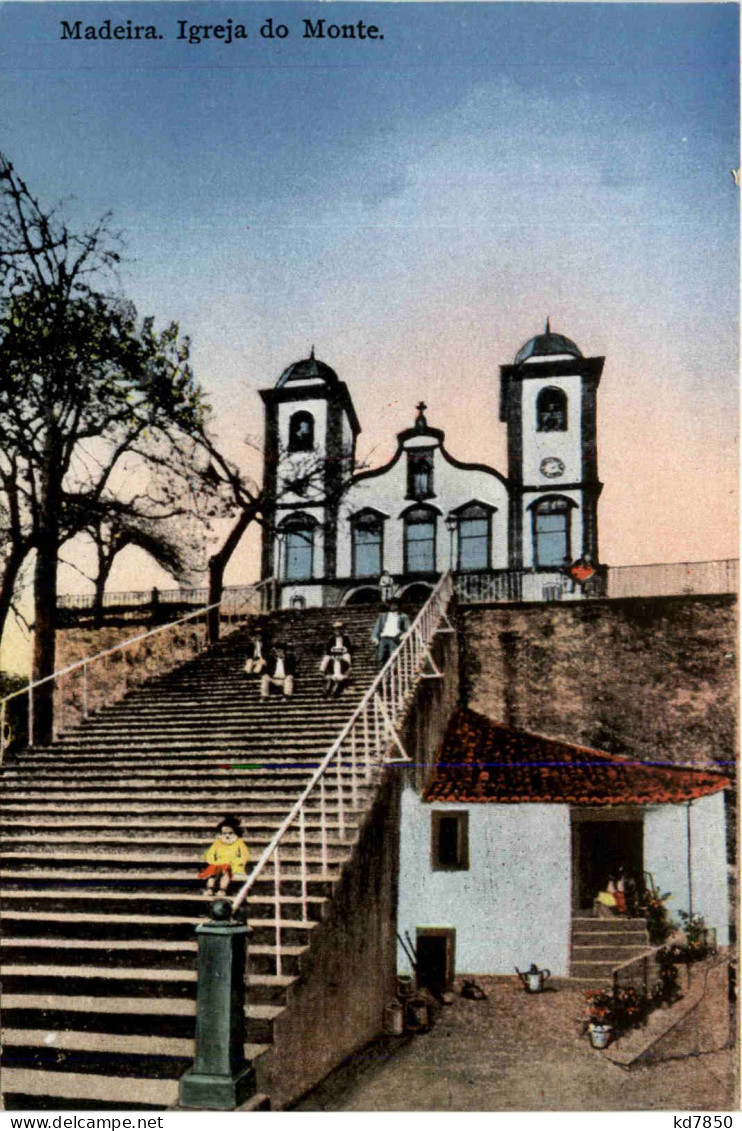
(57, 583), (271, 611)
(455, 570), (523, 604)
(0, 585), (268, 761)
(231, 570), (455, 974)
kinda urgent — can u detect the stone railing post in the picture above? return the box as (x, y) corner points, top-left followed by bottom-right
(179, 899), (255, 1110)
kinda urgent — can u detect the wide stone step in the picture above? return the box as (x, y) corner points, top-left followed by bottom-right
(0, 827), (358, 850)
(572, 931), (649, 948)
(571, 944), (651, 962)
(1, 801), (353, 817)
(1, 1029), (270, 1065)
(0, 910), (316, 949)
(1, 782), (372, 799)
(1, 815), (358, 835)
(570, 959), (625, 978)
(0, 888), (327, 919)
(2, 770), (370, 788)
(0, 1067), (183, 1109)
(572, 916), (648, 932)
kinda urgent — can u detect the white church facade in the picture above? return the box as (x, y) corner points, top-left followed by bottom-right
(259, 325), (605, 609)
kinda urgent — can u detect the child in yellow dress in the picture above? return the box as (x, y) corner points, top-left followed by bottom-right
(198, 815), (250, 896)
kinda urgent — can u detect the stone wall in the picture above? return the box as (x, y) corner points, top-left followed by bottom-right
(260, 772), (401, 1110)
(459, 595), (736, 771)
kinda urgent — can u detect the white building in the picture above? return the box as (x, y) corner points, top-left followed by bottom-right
(398, 707), (731, 980)
(259, 325), (605, 609)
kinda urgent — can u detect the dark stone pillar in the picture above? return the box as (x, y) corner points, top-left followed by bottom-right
(179, 901), (255, 1110)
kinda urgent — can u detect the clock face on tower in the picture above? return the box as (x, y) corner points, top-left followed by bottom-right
(540, 456), (565, 479)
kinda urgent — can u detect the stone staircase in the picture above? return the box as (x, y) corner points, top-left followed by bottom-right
(0, 604), (386, 1110)
(570, 914), (651, 984)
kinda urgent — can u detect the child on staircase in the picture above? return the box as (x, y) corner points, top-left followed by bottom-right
(198, 814), (250, 896)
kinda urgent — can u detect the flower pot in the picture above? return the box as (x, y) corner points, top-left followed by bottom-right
(588, 1024), (612, 1049)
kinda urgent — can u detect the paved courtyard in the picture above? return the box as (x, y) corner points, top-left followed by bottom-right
(294, 976), (738, 1112)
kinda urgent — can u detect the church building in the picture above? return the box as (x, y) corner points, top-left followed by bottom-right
(260, 325), (605, 609)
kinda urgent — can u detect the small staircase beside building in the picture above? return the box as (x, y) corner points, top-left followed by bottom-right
(570, 915), (651, 985)
(0, 604), (391, 1110)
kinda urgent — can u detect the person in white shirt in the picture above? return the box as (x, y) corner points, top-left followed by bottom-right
(371, 599), (411, 666)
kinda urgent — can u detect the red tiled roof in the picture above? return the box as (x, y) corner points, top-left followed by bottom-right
(423, 708), (731, 806)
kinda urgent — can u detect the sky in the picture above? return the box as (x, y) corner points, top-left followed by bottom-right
(0, 0), (739, 668)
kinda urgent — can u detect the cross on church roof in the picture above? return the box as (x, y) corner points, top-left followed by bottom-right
(415, 401), (428, 429)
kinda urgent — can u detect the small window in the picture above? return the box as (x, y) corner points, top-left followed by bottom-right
(431, 810), (469, 871)
(407, 450), (434, 500)
(288, 411), (315, 452)
(352, 512), (383, 578)
(404, 507), (437, 573)
(536, 388), (568, 433)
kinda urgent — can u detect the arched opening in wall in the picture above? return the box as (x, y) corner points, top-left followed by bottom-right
(536, 387), (568, 432)
(342, 586), (379, 606)
(278, 513), (318, 581)
(288, 411), (315, 452)
(399, 581), (434, 606)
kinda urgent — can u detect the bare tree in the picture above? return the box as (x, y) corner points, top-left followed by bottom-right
(0, 156), (212, 743)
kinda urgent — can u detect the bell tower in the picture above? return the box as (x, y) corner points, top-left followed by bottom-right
(499, 323), (604, 571)
(259, 350), (360, 606)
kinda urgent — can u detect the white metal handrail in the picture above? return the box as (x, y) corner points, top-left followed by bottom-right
(231, 571), (455, 974)
(0, 583), (270, 760)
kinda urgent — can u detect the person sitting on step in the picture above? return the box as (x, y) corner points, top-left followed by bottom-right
(594, 872), (626, 917)
(320, 620), (353, 697)
(243, 629), (269, 677)
(198, 814), (250, 897)
(260, 642), (298, 699)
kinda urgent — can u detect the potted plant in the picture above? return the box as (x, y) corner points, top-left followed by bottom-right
(583, 989), (615, 1048)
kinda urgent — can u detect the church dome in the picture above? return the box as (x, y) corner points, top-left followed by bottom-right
(276, 348), (339, 388)
(514, 322), (582, 366)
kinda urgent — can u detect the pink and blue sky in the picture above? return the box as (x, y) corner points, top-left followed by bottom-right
(0, 1), (738, 616)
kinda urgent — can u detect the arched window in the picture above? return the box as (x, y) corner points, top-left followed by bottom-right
(455, 503), (492, 571)
(531, 497), (574, 568)
(404, 506), (437, 574)
(288, 411), (315, 452)
(351, 510), (384, 578)
(279, 513), (317, 581)
(536, 387), (568, 432)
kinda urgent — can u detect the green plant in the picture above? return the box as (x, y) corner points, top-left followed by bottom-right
(677, 910), (709, 960)
(638, 878), (675, 944)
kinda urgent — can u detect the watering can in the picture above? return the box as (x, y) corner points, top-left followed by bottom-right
(515, 964), (551, 993)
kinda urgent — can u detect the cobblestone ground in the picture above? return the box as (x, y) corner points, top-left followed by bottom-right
(295, 977), (738, 1112)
